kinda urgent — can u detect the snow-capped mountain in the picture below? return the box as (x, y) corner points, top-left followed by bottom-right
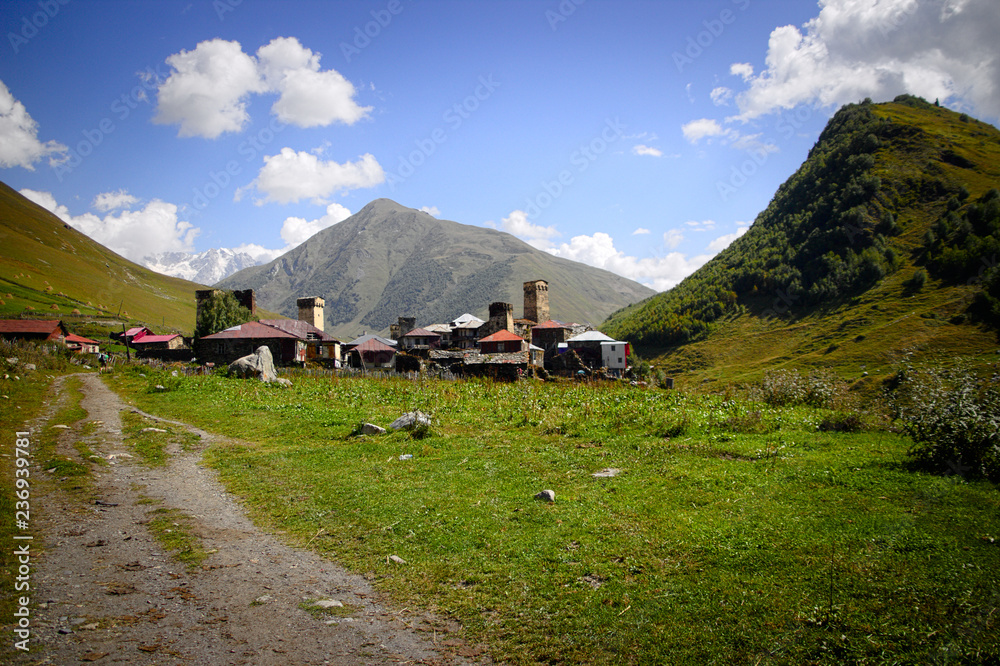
(142, 248), (262, 285)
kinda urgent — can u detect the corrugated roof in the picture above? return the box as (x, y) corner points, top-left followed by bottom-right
(199, 321), (299, 340)
(353, 338), (396, 353)
(0, 319), (64, 334)
(131, 334), (180, 344)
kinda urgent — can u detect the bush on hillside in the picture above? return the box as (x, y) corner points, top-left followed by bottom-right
(749, 368), (844, 408)
(889, 364), (1000, 481)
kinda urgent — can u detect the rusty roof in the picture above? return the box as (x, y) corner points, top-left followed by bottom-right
(258, 319), (338, 342)
(478, 329), (525, 343)
(531, 319), (571, 330)
(402, 327), (441, 338)
(199, 321), (299, 340)
(0, 319), (65, 334)
(353, 338), (396, 353)
(65, 333), (100, 345)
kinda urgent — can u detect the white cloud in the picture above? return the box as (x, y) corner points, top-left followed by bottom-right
(244, 148), (385, 204)
(730, 63), (754, 81)
(711, 86), (733, 106)
(632, 144), (663, 157)
(498, 210), (559, 250)
(548, 232), (713, 292)
(92, 190), (139, 212)
(420, 206), (441, 217)
(685, 219), (717, 231)
(153, 39), (264, 139)
(682, 118), (727, 143)
(154, 37), (370, 139)
(733, 0), (1000, 121)
(664, 228), (684, 249)
(706, 225), (749, 253)
(257, 37), (371, 128)
(0, 80), (67, 170)
(21, 188), (198, 262)
(278, 202), (351, 247)
(632, 227), (651, 235)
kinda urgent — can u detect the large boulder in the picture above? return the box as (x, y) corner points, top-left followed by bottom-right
(228, 345), (278, 382)
(388, 411), (432, 431)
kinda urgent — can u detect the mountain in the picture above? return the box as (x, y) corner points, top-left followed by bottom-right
(0, 181), (209, 334)
(603, 96), (1000, 385)
(143, 248), (261, 285)
(217, 199), (656, 339)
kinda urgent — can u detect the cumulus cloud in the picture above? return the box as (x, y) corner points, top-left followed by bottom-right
(21, 188), (198, 262)
(420, 206), (441, 216)
(92, 190), (139, 212)
(706, 225), (749, 252)
(497, 210), (559, 250)
(730, 63), (754, 81)
(733, 0), (1000, 121)
(681, 118), (727, 143)
(153, 39), (263, 139)
(548, 232), (713, 292)
(632, 144), (664, 157)
(632, 227), (651, 235)
(154, 37), (370, 139)
(242, 148), (384, 204)
(233, 201), (354, 264)
(0, 80), (67, 170)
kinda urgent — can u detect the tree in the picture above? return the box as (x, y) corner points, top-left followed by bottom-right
(194, 291), (256, 338)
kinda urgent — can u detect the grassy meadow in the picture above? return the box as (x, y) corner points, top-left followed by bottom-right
(104, 367), (1000, 664)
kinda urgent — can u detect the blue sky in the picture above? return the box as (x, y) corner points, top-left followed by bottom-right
(2, 0), (998, 290)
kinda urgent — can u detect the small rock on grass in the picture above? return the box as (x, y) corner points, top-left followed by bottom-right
(388, 554), (407, 565)
(314, 599), (343, 608)
(534, 489), (556, 502)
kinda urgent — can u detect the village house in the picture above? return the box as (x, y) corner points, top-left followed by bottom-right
(343, 333), (397, 368)
(0, 319), (68, 343)
(64, 333), (101, 354)
(399, 327), (442, 351)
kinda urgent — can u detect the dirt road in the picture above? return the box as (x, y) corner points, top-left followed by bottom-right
(17, 373), (487, 665)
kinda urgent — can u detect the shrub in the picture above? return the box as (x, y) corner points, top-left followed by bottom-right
(750, 368), (843, 408)
(890, 365), (1000, 480)
(818, 412), (866, 433)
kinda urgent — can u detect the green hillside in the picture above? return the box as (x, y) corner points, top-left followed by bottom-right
(604, 97), (1000, 386)
(0, 182), (208, 335)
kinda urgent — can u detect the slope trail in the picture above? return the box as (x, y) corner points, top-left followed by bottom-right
(21, 372), (488, 665)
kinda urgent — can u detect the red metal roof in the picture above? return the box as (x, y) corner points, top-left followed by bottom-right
(199, 321), (299, 340)
(531, 319), (571, 330)
(131, 334), (180, 344)
(353, 338), (395, 353)
(0, 319), (64, 335)
(65, 333), (100, 345)
(479, 329), (525, 343)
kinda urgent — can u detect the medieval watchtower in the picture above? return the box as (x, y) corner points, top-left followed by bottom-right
(297, 297), (325, 332)
(523, 280), (549, 323)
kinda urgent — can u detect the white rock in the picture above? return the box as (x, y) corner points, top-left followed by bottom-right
(534, 489), (556, 502)
(314, 599), (343, 608)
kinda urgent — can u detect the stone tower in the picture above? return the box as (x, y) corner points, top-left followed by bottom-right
(482, 301), (514, 338)
(297, 297), (325, 332)
(523, 279), (549, 323)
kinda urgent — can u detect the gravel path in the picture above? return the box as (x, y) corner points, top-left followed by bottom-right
(16, 373), (488, 665)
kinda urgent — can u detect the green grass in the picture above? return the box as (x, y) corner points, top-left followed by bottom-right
(104, 367), (1000, 664)
(121, 411), (200, 467)
(144, 505), (211, 570)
